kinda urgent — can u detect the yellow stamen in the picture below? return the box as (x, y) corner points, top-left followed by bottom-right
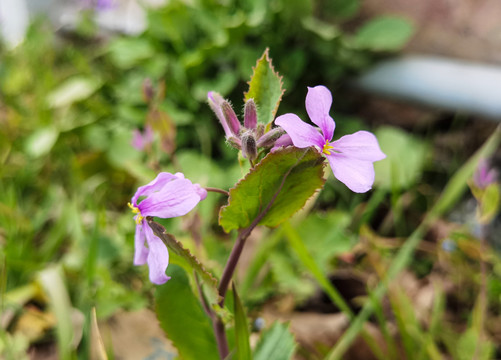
(322, 140), (335, 155)
(128, 202), (144, 225)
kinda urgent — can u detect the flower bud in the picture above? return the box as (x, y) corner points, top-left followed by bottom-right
(256, 127), (285, 148)
(255, 123), (265, 140)
(241, 131), (257, 161)
(208, 91), (232, 138)
(227, 136), (242, 149)
(244, 98), (257, 130)
(221, 101), (241, 136)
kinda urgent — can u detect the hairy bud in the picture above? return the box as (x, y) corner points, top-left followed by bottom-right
(256, 127), (285, 148)
(241, 131), (257, 161)
(221, 101), (241, 136)
(227, 136), (242, 149)
(243, 99), (257, 130)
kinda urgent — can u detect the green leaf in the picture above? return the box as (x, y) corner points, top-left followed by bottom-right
(354, 16), (415, 51)
(219, 147), (325, 233)
(155, 265), (219, 360)
(456, 328), (494, 360)
(38, 267), (74, 360)
(244, 48), (285, 125)
(301, 17), (340, 41)
(148, 219), (220, 304)
(374, 126), (429, 190)
(233, 286), (251, 360)
(46, 76), (101, 108)
(107, 38), (156, 69)
(325, 0), (360, 21)
(282, 221), (353, 316)
(24, 127), (59, 158)
(326, 126), (501, 360)
(253, 322), (296, 360)
(478, 184), (500, 224)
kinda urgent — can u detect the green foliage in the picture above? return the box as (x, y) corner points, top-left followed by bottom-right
(38, 267), (75, 360)
(253, 322), (296, 360)
(2, 1), (494, 360)
(354, 16), (415, 51)
(327, 126), (501, 360)
(283, 221), (353, 315)
(148, 219), (219, 304)
(374, 126), (430, 190)
(23, 126), (59, 158)
(233, 287), (252, 360)
(219, 147), (325, 232)
(470, 183), (500, 224)
(155, 265), (219, 360)
(46, 76), (102, 108)
(455, 329), (493, 360)
(107, 38), (156, 70)
(244, 49), (285, 126)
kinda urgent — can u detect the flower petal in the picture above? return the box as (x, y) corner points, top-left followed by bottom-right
(306, 86), (335, 141)
(139, 178), (203, 218)
(275, 113), (325, 149)
(194, 184), (208, 201)
(144, 223), (171, 284)
(132, 172), (179, 205)
(134, 222), (148, 265)
(326, 154), (376, 193)
(332, 131), (386, 162)
(208, 91), (233, 138)
(271, 133), (293, 152)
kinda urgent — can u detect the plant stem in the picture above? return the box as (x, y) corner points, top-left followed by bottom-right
(473, 224), (488, 360)
(213, 317), (230, 359)
(212, 149), (309, 359)
(205, 187), (230, 196)
(218, 232), (247, 306)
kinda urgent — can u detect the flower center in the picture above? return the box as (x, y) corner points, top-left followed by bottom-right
(322, 140), (335, 155)
(128, 202), (144, 225)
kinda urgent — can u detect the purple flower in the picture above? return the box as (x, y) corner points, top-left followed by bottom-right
(274, 86), (386, 193)
(473, 159), (498, 189)
(81, 0), (115, 10)
(207, 91), (240, 141)
(131, 125), (154, 151)
(128, 172), (207, 284)
(207, 92), (285, 161)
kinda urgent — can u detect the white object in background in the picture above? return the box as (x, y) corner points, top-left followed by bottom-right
(0, 0), (166, 47)
(356, 56), (501, 120)
(0, 0), (30, 48)
(93, 0), (146, 35)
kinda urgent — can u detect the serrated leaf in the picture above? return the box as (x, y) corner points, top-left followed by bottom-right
(155, 265), (219, 360)
(244, 48), (285, 125)
(253, 322), (296, 360)
(148, 219), (220, 304)
(354, 16), (415, 51)
(219, 147), (325, 233)
(233, 286), (251, 360)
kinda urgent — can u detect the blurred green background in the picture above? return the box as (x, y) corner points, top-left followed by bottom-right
(1, 0), (500, 359)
